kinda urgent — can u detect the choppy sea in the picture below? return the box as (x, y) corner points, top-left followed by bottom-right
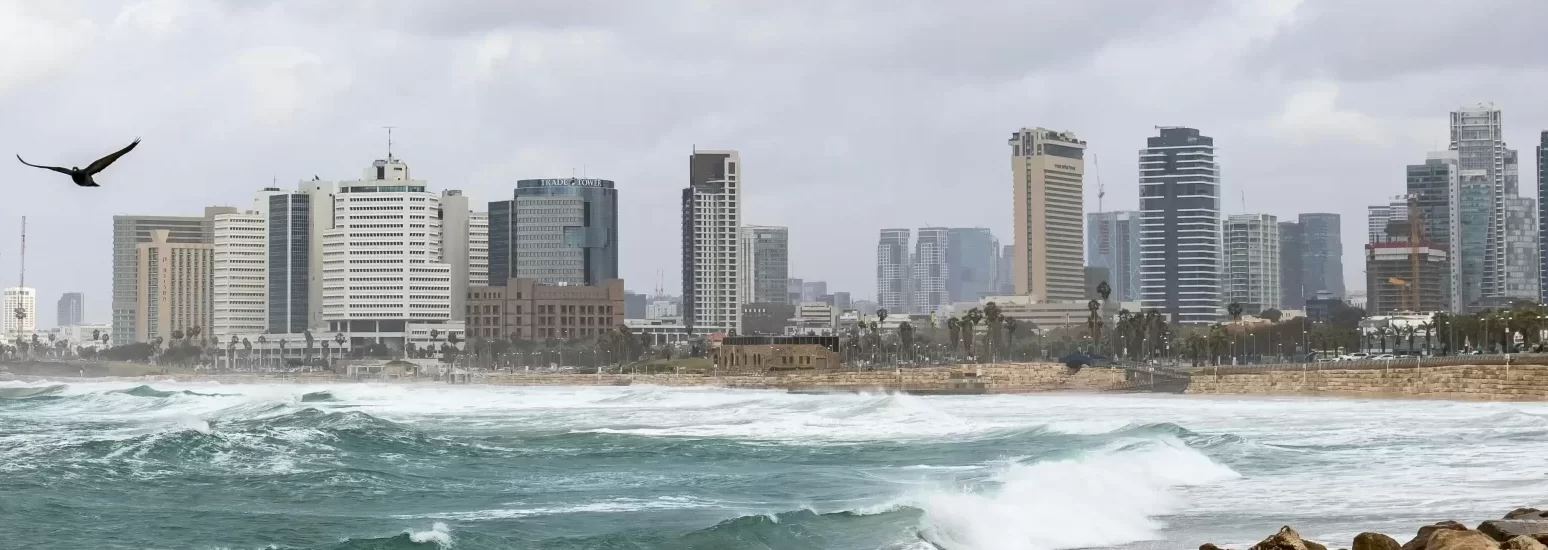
(3, 379), (1546, 549)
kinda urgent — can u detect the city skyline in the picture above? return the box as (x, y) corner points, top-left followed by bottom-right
(6, 1), (1548, 323)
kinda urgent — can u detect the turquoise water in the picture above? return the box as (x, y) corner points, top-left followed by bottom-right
(3, 379), (1547, 549)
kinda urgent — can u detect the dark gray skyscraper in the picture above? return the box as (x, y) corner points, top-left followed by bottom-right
(57, 292), (84, 327)
(1298, 213), (1344, 300)
(489, 178), (620, 288)
(1278, 221), (1303, 308)
(945, 228), (999, 303)
(267, 193), (311, 334)
(1138, 127), (1220, 324)
(1540, 131), (1548, 303)
(1086, 211), (1142, 302)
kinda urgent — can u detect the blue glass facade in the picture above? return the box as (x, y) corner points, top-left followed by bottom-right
(268, 194), (309, 333)
(487, 200), (513, 287)
(505, 179), (618, 286)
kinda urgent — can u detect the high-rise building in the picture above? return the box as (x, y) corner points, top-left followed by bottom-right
(1009, 127), (1086, 301)
(134, 229), (213, 343)
(1449, 104), (1509, 299)
(3, 287), (36, 340)
(1139, 127), (1221, 324)
(266, 192), (315, 335)
(470, 211), (488, 287)
(1366, 241), (1449, 314)
(112, 213), (217, 344)
(56, 292), (84, 327)
(801, 281), (827, 303)
(1225, 214), (1280, 313)
(945, 227), (999, 303)
(212, 210), (266, 343)
(1540, 131), (1548, 303)
(997, 244), (1015, 295)
(1085, 211), (1142, 303)
(1367, 203), (1408, 244)
(785, 278), (804, 305)
(1459, 178), (1493, 310)
(1503, 196), (1540, 300)
(440, 190), (473, 318)
(321, 156), (452, 349)
(489, 178), (619, 288)
(1406, 152), (1461, 311)
(1278, 221), (1304, 308)
(877, 229), (911, 313)
(1298, 213), (1344, 300)
(912, 227), (949, 314)
(738, 225), (789, 304)
(682, 151), (742, 334)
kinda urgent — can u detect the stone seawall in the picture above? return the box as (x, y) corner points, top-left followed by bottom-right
(151, 363), (1130, 394)
(477, 363), (1129, 394)
(1186, 363), (1548, 400)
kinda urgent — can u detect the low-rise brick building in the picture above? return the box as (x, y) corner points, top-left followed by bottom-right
(466, 279), (625, 341)
(715, 335), (840, 371)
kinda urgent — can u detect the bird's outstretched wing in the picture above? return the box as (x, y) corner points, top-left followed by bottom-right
(82, 138), (141, 175)
(16, 155), (75, 176)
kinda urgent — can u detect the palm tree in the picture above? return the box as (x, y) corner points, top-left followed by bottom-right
(257, 335), (268, 368)
(1417, 322), (1435, 355)
(227, 335), (238, 371)
(303, 331), (315, 368)
(278, 338), (289, 367)
(334, 333), (346, 361)
(898, 321), (914, 361)
(1004, 318), (1021, 359)
(961, 308), (984, 358)
(877, 308), (890, 326)
(241, 337), (252, 368)
(1086, 300), (1102, 352)
(947, 317), (961, 355)
(983, 302), (1003, 359)
(1376, 327), (1390, 354)
(320, 339), (331, 369)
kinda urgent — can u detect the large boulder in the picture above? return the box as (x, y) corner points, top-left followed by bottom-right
(1506, 510), (1545, 520)
(1354, 532), (1402, 550)
(1502, 536), (1548, 550)
(1404, 521), (1470, 550)
(1251, 526), (1325, 550)
(1480, 520), (1548, 543)
(1425, 529), (1500, 550)
(1201, 545), (1226, 550)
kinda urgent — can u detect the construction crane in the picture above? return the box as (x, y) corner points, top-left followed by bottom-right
(1391, 194), (1424, 311)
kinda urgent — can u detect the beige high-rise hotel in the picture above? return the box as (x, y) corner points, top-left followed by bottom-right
(1009, 127), (1086, 301)
(135, 229), (214, 342)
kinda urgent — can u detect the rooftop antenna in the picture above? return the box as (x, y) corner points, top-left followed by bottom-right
(383, 126), (396, 160)
(1093, 153), (1105, 213)
(1240, 189), (1247, 213)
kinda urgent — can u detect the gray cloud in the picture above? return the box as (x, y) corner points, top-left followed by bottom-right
(1, 0), (1543, 326)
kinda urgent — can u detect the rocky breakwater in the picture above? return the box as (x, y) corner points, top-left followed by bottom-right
(1187, 364), (1548, 401)
(1201, 508), (1548, 550)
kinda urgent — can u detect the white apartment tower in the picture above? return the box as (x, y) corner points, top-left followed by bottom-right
(211, 210), (267, 343)
(470, 211), (489, 287)
(912, 227), (949, 314)
(321, 156), (452, 349)
(877, 229), (911, 314)
(682, 150), (742, 334)
(1225, 214), (1280, 312)
(3, 287), (36, 340)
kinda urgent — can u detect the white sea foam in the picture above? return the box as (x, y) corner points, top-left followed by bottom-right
(914, 436), (1240, 550)
(394, 496), (721, 521)
(406, 522), (453, 547)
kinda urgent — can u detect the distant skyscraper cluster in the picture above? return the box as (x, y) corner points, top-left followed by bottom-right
(1365, 103), (1542, 314)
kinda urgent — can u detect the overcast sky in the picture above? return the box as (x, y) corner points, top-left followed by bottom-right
(4, 0), (1547, 326)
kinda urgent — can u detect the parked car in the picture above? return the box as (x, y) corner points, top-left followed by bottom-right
(1339, 352), (1370, 361)
(1371, 353), (1396, 360)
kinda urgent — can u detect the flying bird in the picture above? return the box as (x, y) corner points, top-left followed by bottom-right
(16, 138), (141, 187)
